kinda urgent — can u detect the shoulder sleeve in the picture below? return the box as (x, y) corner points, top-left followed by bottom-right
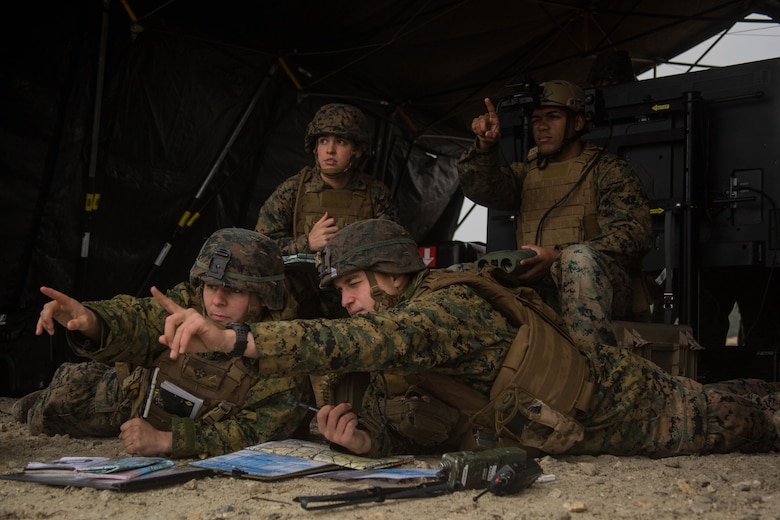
(456, 141), (526, 210)
(255, 173), (309, 255)
(590, 147), (653, 262)
(69, 282), (195, 365)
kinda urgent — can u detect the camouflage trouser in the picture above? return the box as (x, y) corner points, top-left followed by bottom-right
(27, 361), (130, 437)
(542, 243), (631, 348)
(703, 378), (780, 453)
(578, 350), (780, 457)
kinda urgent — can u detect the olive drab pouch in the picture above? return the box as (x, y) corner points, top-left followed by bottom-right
(310, 372), (373, 412)
(142, 352), (258, 431)
(471, 317), (594, 454)
(384, 385), (461, 446)
(119, 364), (154, 420)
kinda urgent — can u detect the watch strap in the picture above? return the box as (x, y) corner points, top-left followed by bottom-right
(225, 322), (250, 357)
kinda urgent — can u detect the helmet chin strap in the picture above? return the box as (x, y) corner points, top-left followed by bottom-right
(315, 152), (358, 179)
(243, 294), (267, 322)
(536, 111), (583, 170)
(366, 271), (401, 312)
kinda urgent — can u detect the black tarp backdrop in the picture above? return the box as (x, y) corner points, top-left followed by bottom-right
(3, 0), (780, 395)
(1, 2), (468, 395)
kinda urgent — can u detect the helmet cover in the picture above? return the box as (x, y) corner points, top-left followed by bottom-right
(189, 228), (285, 310)
(304, 103), (370, 154)
(318, 219), (425, 288)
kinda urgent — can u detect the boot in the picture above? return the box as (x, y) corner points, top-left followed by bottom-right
(11, 390), (44, 424)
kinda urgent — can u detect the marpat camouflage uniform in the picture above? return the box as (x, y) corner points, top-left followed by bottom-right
(242, 269), (780, 458)
(255, 167), (399, 256)
(255, 104), (399, 321)
(457, 140), (653, 347)
(27, 227), (314, 458)
(255, 103), (398, 256)
(27, 281), (313, 458)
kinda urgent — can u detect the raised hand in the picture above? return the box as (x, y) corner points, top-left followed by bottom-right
(151, 286), (231, 359)
(35, 286), (100, 340)
(471, 97), (502, 150)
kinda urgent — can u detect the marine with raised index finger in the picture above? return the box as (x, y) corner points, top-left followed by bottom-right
(458, 80), (653, 348)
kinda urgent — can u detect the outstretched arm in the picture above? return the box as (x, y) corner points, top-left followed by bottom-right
(35, 286), (102, 341)
(152, 286), (240, 358)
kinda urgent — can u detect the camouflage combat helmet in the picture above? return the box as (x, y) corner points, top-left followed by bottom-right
(304, 103), (370, 154)
(537, 80), (585, 112)
(189, 228), (286, 310)
(319, 219), (425, 288)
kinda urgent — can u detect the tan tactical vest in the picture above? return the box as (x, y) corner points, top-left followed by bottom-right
(124, 351), (259, 431)
(518, 145), (601, 247)
(292, 167), (375, 237)
(408, 268), (596, 454)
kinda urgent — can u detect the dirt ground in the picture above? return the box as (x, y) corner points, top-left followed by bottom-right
(1, 396), (779, 520)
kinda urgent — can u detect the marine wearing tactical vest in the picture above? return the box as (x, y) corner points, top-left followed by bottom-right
(20, 228), (313, 458)
(457, 80), (654, 346)
(294, 103), (376, 236)
(317, 219), (595, 456)
(516, 81), (602, 249)
(309, 220), (780, 460)
(136, 229), (289, 430)
(255, 103), (399, 321)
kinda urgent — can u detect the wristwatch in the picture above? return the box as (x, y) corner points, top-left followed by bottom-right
(225, 322), (250, 357)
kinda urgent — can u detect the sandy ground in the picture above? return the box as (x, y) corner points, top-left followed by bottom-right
(1, 396), (779, 520)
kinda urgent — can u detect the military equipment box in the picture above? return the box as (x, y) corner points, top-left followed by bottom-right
(611, 321), (703, 380)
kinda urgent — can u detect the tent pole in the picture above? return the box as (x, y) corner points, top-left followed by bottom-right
(134, 63), (279, 296)
(76, 0), (111, 297)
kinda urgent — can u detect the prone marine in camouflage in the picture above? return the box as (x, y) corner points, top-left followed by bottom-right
(23, 228), (313, 458)
(161, 219), (780, 460)
(457, 80), (653, 348)
(255, 102), (399, 319)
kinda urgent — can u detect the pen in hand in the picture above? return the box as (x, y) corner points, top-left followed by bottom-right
(288, 397), (320, 412)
